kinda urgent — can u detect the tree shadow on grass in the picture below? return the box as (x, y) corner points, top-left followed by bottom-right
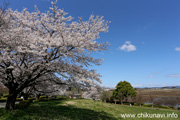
(1, 99), (121, 120)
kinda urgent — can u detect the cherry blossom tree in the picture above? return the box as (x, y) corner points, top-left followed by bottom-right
(82, 85), (102, 100)
(0, 0), (9, 28)
(0, 0), (109, 110)
(20, 74), (67, 100)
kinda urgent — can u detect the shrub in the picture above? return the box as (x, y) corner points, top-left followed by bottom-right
(28, 98), (35, 101)
(39, 96), (47, 99)
(16, 98), (23, 101)
(56, 96), (68, 99)
(0, 98), (7, 102)
(0, 93), (3, 97)
(177, 107), (180, 110)
(143, 104), (152, 107)
(51, 95), (57, 99)
(56, 96), (68, 100)
(153, 105), (172, 109)
(39, 98), (49, 101)
(100, 91), (111, 102)
(134, 103), (138, 106)
(34, 99), (39, 102)
(134, 103), (144, 106)
(15, 100), (31, 109)
(131, 103), (134, 105)
(109, 96), (114, 103)
(2, 94), (9, 98)
(123, 103), (131, 105)
(169, 106), (175, 109)
(106, 98), (110, 103)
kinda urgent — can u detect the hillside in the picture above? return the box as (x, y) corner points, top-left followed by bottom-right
(0, 99), (180, 120)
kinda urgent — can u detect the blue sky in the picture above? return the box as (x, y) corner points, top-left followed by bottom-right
(1, 0), (180, 88)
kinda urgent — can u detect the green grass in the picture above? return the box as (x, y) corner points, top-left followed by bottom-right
(0, 99), (180, 120)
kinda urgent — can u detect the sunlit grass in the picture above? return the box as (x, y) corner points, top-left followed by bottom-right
(0, 99), (179, 120)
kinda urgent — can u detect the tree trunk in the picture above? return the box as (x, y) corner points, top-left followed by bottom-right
(23, 94), (29, 100)
(121, 99), (123, 105)
(125, 98), (128, 103)
(5, 94), (17, 110)
(36, 93), (41, 99)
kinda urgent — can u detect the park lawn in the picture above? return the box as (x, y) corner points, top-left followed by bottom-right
(0, 99), (179, 120)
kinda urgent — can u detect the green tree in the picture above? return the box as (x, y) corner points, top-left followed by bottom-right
(113, 81), (136, 104)
(100, 91), (111, 102)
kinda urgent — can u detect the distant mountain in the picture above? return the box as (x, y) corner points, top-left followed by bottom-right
(163, 86), (180, 88)
(146, 86), (180, 89)
(134, 85), (180, 89)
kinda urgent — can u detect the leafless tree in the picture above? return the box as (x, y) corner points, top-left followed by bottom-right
(149, 90), (155, 107)
(154, 96), (180, 108)
(136, 90), (143, 106)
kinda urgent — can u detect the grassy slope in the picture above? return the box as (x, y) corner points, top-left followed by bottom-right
(0, 99), (179, 120)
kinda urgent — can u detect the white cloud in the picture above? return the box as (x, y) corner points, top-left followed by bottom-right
(148, 72), (159, 78)
(168, 74), (180, 77)
(175, 47), (180, 51)
(132, 83), (169, 88)
(132, 84), (143, 88)
(119, 41), (136, 52)
(103, 85), (116, 88)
